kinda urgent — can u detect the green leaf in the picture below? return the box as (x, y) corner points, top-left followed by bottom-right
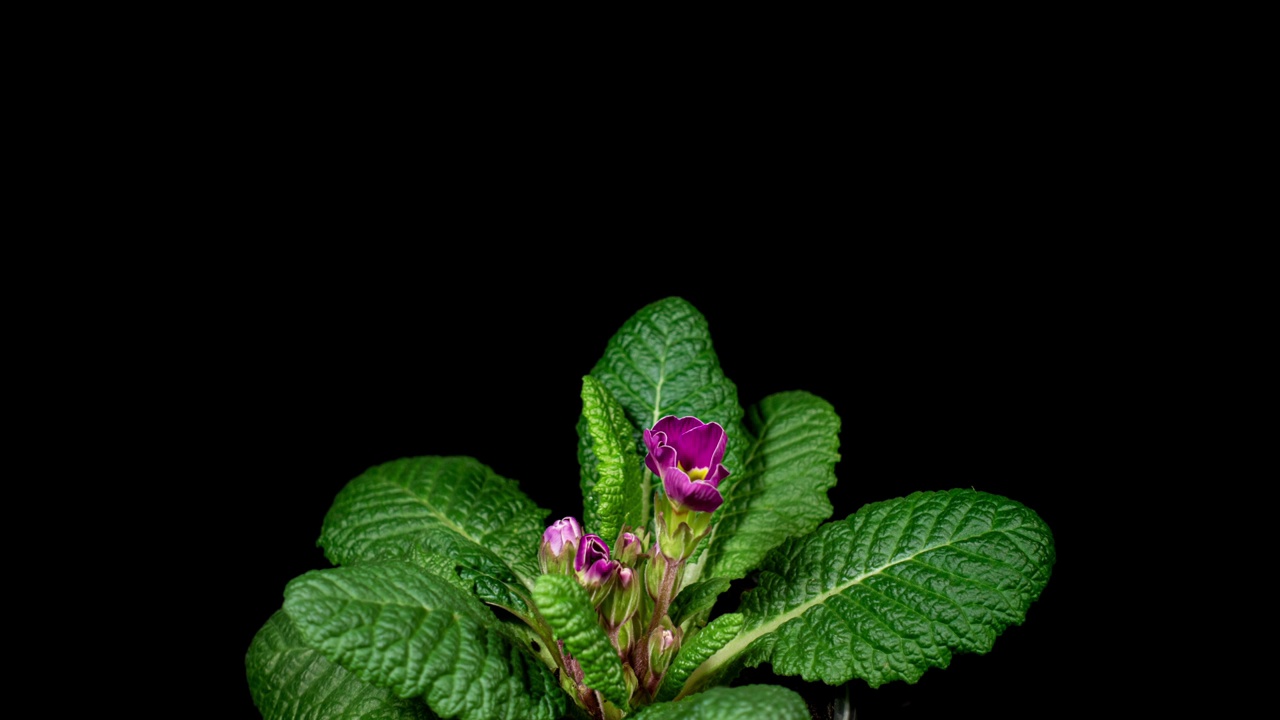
(654, 613), (744, 703)
(632, 685), (810, 720)
(693, 391), (841, 582)
(246, 610), (438, 720)
(694, 490), (1055, 689)
(404, 542), (471, 593)
(578, 297), (747, 533)
(283, 562), (565, 720)
(532, 574), (628, 708)
(318, 456), (548, 585)
(667, 577), (732, 632)
(579, 375), (643, 542)
(410, 527), (532, 617)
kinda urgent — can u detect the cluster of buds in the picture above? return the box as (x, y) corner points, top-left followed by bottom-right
(540, 520), (651, 649)
(536, 415), (729, 714)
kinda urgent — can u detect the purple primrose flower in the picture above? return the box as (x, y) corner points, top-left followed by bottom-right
(643, 415), (730, 513)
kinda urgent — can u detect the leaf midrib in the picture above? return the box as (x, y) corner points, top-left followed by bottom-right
(372, 475), (485, 546)
(685, 523), (1020, 690)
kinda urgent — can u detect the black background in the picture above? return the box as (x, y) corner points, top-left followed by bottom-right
(218, 258), (1115, 719)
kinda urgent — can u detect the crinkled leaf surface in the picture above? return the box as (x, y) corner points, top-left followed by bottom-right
(247, 610), (438, 720)
(410, 527), (532, 616)
(578, 297), (746, 532)
(633, 685), (810, 720)
(695, 489), (1054, 689)
(283, 562), (564, 720)
(579, 375), (643, 542)
(532, 574), (628, 708)
(655, 613), (744, 703)
(667, 576), (732, 632)
(405, 544), (471, 593)
(693, 391), (841, 582)
(318, 456), (546, 585)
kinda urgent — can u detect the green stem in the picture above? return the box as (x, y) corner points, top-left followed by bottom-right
(646, 557), (682, 638)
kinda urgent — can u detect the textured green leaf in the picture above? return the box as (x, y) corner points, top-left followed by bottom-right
(655, 613), (744, 703)
(578, 297), (747, 533)
(532, 574), (628, 708)
(318, 456), (547, 585)
(632, 685), (810, 720)
(404, 543), (471, 593)
(695, 490), (1054, 689)
(246, 610), (438, 720)
(667, 577), (732, 632)
(693, 391), (841, 582)
(579, 375), (643, 542)
(411, 527), (532, 616)
(283, 562), (564, 720)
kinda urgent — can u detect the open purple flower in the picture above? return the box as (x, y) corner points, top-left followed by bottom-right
(643, 415), (730, 513)
(574, 533), (618, 586)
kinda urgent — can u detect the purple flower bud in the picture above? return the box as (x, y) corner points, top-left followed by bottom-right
(575, 533), (610, 573)
(539, 516), (584, 575)
(544, 517), (583, 555)
(582, 558), (619, 587)
(575, 533), (619, 589)
(644, 416), (730, 513)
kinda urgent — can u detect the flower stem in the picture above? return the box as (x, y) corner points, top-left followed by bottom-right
(631, 555), (684, 699)
(647, 555), (682, 636)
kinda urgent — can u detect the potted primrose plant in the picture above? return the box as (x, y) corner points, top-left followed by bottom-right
(246, 296), (1055, 720)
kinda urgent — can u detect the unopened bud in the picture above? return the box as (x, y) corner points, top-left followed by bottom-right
(615, 530), (644, 566)
(539, 517), (583, 575)
(647, 620), (681, 677)
(616, 613), (641, 657)
(646, 545), (666, 599)
(598, 567), (641, 629)
(622, 663), (639, 704)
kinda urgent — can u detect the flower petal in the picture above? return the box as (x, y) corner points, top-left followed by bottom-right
(677, 422), (727, 470)
(662, 467), (724, 513)
(645, 442), (677, 477)
(643, 428), (666, 455)
(583, 558), (618, 586)
(575, 534), (610, 572)
(705, 463), (731, 488)
(652, 415), (708, 439)
(543, 516), (583, 555)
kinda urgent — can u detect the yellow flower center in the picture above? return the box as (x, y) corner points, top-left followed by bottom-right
(686, 467), (708, 482)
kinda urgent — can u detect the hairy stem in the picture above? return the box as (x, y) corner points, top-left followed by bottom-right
(630, 555), (684, 700)
(647, 557), (683, 638)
